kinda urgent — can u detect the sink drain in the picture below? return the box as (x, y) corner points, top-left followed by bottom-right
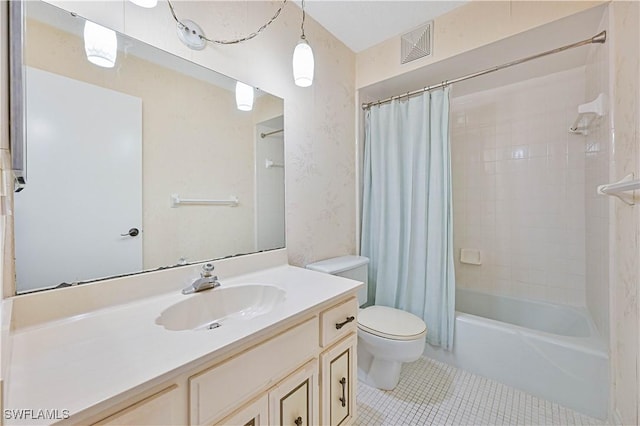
(207, 322), (222, 330)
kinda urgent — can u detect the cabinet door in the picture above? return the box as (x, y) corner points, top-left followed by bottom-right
(269, 360), (319, 426)
(214, 394), (268, 426)
(320, 334), (357, 426)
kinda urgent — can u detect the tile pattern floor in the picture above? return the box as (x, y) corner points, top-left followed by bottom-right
(354, 357), (604, 425)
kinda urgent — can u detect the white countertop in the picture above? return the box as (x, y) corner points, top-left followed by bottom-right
(5, 265), (362, 425)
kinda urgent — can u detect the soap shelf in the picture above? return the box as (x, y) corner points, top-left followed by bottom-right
(569, 93), (605, 135)
(597, 173), (640, 206)
(460, 249), (482, 265)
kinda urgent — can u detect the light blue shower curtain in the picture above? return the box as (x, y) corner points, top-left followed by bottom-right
(361, 88), (455, 350)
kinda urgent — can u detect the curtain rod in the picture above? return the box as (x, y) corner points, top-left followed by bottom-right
(361, 30), (606, 110)
(260, 129), (284, 138)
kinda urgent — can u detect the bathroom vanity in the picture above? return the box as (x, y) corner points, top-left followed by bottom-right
(3, 250), (362, 426)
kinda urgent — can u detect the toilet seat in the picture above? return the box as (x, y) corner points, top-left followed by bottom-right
(358, 305), (427, 341)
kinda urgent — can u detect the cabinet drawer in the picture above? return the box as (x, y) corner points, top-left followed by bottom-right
(321, 334), (357, 426)
(93, 385), (180, 425)
(320, 298), (358, 347)
(190, 316), (319, 425)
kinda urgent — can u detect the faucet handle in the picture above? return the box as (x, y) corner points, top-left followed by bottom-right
(201, 263), (215, 277)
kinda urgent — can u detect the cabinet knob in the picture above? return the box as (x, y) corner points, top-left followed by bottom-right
(294, 416), (303, 426)
(339, 377), (347, 407)
(335, 316), (355, 330)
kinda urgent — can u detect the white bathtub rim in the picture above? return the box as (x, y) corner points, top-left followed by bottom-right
(456, 289), (605, 343)
(455, 312), (608, 358)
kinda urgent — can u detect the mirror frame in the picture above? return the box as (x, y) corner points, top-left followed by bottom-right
(9, 0), (26, 191)
(9, 1), (286, 295)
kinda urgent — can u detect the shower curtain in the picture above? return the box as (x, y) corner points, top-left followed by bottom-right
(361, 88), (455, 350)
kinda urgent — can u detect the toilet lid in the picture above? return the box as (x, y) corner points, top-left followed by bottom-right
(358, 306), (427, 341)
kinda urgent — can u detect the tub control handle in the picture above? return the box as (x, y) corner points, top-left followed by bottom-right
(294, 416), (303, 426)
(335, 316), (355, 330)
(339, 377), (347, 407)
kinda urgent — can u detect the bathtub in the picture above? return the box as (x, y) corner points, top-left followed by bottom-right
(424, 288), (609, 419)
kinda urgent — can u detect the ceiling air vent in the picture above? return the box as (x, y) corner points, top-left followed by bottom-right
(401, 21), (433, 64)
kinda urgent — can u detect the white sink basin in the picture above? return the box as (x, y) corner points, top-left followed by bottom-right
(156, 284), (286, 331)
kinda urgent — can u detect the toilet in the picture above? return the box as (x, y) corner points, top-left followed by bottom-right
(306, 255), (427, 390)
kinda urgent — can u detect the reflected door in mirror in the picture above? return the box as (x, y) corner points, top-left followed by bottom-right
(14, 67), (143, 292)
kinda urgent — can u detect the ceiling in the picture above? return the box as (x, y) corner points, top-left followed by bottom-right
(301, 1), (467, 52)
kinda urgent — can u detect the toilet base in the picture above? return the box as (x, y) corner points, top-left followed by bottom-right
(357, 328), (427, 391)
(357, 355), (403, 390)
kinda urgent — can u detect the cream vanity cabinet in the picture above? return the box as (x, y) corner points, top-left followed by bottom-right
(90, 296), (359, 426)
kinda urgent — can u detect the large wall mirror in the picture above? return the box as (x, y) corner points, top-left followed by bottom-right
(12, 1), (285, 294)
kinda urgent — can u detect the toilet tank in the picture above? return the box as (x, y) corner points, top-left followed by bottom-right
(306, 255), (369, 306)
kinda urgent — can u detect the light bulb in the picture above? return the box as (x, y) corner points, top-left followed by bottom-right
(235, 81), (254, 111)
(129, 0), (158, 7)
(84, 21), (117, 68)
(293, 38), (314, 87)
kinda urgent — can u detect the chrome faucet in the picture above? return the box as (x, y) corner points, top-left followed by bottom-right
(182, 263), (221, 295)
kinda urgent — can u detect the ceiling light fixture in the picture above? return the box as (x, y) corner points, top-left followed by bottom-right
(167, 0), (287, 47)
(292, 0), (314, 87)
(235, 81), (254, 111)
(176, 19), (207, 51)
(83, 21), (117, 68)
(129, 0), (158, 8)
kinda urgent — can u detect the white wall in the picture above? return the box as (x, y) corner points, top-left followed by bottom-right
(609, 1), (640, 424)
(452, 67), (587, 306)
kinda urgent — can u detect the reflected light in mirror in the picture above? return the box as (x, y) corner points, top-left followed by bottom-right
(129, 0), (158, 8)
(235, 81), (254, 111)
(84, 21), (117, 68)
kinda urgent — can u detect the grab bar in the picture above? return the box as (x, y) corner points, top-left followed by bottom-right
(265, 159), (284, 169)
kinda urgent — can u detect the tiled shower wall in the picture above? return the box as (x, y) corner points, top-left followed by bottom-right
(451, 67), (588, 306)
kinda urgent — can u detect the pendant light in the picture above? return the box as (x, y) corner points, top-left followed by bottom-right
(235, 81), (254, 111)
(84, 21), (117, 68)
(292, 0), (314, 87)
